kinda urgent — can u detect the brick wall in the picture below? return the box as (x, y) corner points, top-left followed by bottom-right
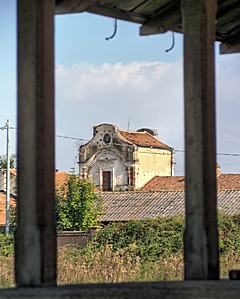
(57, 227), (101, 248)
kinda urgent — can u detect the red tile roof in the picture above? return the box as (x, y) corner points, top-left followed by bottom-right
(141, 174), (240, 192)
(0, 172), (70, 226)
(2, 170), (70, 191)
(55, 172), (70, 190)
(0, 192), (16, 226)
(10, 169), (17, 176)
(141, 176), (185, 191)
(218, 174), (240, 190)
(119, 130), (171, 150)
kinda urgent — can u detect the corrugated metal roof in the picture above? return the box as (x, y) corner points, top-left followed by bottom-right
(99, 190), (240, 222)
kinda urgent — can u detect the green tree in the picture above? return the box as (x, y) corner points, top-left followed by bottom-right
(0, 155), (16, 170)
(56, 175), (102, 231)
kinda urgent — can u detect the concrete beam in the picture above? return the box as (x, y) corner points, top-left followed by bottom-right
(220, 33), (240, 54)
(140, 3), (181, 36)
(182, 0), (219, 280)
(16, 0), (56, 286)
(55, 0), (99, 14)
(55, 0), (146, 24)
(0, 281), (240, 298)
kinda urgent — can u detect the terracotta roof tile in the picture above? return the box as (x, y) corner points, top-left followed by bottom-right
(119, 130), (171, 150)
(55, 172), (70, 190)
(217, 174), (240, 190)
(99, 190), (240, 222)
(10, 169), (17, 176)
(0, 172), (70, 226)
(0, 192), (16, 226)
(141, 176), (185, 191)
(141, 174), (240, 192)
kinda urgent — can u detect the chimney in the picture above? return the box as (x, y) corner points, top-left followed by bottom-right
(137, 128), (157, 136)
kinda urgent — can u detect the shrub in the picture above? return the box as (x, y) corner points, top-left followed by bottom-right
(218, 213), (240, 256)
(56, 176), (102, 231)
(92, 216), (184, 262)
(0, 234), (14, 256)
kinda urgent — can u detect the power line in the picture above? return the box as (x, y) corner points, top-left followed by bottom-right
(2, 126), (240, 158)
(217, 152), (240, 157)
(0, 127), (87, 142)
(56, 134), (87, 142)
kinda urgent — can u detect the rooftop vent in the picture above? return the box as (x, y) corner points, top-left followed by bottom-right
(137, 128), (158, 136)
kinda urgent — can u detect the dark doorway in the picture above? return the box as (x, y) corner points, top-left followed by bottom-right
(102, 171), (112, 191)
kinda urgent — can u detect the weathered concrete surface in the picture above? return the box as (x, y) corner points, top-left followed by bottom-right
(0, 281), (240, 299)
(182, 0), (219, 279)
(16, 0), (56, 287)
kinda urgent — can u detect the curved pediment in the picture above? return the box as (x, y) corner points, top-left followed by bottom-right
(79, 124), (135, 164)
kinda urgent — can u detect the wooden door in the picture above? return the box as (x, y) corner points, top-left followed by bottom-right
(102, 171), (112, 191)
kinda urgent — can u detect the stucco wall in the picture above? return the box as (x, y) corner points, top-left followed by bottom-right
(135, 148), (172, 189)
(79, 124), (173, 191)
(88, 150), (129, 191)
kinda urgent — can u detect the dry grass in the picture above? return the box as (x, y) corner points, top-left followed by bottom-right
(220, 250), (240, 278)
(0, 247), (240, 287)
(138, 254), (184, 281)
(58, 245), (141, 284)
(0, 256), (14, 288)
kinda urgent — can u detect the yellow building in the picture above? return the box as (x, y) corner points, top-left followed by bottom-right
(79, 124), (174, 191)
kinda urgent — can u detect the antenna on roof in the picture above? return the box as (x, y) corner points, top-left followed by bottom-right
(127, 117), (131, 131)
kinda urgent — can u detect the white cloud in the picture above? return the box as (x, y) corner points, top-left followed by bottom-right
(55, 60), (184, 172)
(56, 61), (183, 104)
(55, 57), (240, 174)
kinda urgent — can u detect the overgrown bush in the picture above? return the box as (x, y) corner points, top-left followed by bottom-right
(91, 213), (240, 262)
(1, 214), (240, 286)
(92, 216), (184, 262)
(0, 234), (14, 256)
(218, 213), (240, 256)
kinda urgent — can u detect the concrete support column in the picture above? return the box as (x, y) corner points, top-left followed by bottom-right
(16, 0), (56, 286)
(182, 0), (219, 280)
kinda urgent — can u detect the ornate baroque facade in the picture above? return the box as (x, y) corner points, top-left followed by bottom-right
(79, 124), (174, 191)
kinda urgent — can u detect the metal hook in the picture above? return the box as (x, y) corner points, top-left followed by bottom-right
(105, 19), (118, 41)
(165, 32), (175, 53)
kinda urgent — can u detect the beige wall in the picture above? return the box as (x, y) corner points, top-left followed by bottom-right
(135, 148), (172, 189)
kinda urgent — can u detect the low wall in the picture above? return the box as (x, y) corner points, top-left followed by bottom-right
(57, 227), (101, 248)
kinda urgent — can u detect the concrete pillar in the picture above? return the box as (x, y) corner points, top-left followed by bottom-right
(182, 0), (219, 280)
(16, 0), (56, 286)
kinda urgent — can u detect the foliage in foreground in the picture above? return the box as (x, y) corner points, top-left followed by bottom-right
(0, 234), (14, 257)
(2, 213), (240, 258)
(56, 176), (102, 231)
(1, 246), (240, 287)
(0, 155), (16, 170)
(92, 216), (184, 262)
(91, 213), (240, 259)
(1, 213), (240, 287)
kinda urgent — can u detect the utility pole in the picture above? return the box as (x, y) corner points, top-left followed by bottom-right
(5, 120), (10, 234)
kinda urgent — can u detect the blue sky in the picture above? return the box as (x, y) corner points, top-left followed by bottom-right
(1, 0), (240, 175)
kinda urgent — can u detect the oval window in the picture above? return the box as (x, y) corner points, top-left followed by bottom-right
(103, 133), (111, 144)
